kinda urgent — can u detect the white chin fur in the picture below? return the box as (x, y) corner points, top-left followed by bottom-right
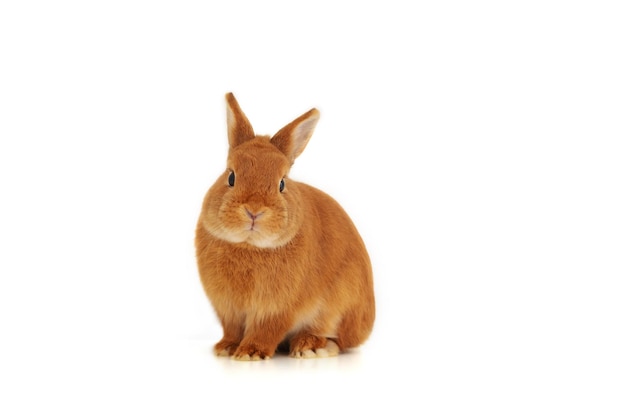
(209, 226), (282, 249)
(244, 233), (281, 248)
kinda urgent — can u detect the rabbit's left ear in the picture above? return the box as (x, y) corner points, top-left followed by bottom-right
(271, 108), (320, 165)
(226, 93), (255, 149)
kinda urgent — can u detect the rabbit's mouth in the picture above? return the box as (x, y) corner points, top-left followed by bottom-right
(209, 217), (278, 248)
(242, 223), (272, 245)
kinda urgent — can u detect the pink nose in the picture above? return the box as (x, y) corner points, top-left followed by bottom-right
(245, 209), (264, 220)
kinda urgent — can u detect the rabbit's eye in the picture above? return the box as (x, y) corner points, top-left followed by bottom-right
(279, 178), (285, 192)
(228, 171), (235, 187)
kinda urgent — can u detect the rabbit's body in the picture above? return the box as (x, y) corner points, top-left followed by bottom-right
(195, 94), (374, 360)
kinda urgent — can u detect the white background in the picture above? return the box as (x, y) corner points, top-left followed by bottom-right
(1, 1), (625, 415)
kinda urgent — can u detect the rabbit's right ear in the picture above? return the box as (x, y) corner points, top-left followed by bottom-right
(226, 93), (255, 149)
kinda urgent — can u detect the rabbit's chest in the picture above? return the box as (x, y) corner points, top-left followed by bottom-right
(208, 246), (302, 310)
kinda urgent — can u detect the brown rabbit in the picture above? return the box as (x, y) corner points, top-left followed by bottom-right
(195, 93), (375, 360)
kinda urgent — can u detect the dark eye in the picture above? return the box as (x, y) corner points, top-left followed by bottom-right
(279, 178), (285, 192)
(228, 171), (235, 187)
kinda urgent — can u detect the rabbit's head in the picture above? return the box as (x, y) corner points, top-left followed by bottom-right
(199, 93), (319, 248)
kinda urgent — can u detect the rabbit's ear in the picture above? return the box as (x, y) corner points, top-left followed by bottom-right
(226, 93), (255, 148)
(271, 108), (320, 164)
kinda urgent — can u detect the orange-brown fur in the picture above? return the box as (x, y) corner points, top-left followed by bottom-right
(195, 93), (375, 360)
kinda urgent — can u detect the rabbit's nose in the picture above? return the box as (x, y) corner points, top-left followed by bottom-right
(245, 208), (264, 220)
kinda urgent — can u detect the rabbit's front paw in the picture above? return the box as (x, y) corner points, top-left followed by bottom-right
(214, 339), (239, 357)
(233, 343), (273, 361)
(290, 334), (340, 359)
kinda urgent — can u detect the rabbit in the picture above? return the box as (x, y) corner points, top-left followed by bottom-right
(195, 93), (375, 360)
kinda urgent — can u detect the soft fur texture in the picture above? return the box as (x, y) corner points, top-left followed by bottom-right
(195, 93), (375, 360)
